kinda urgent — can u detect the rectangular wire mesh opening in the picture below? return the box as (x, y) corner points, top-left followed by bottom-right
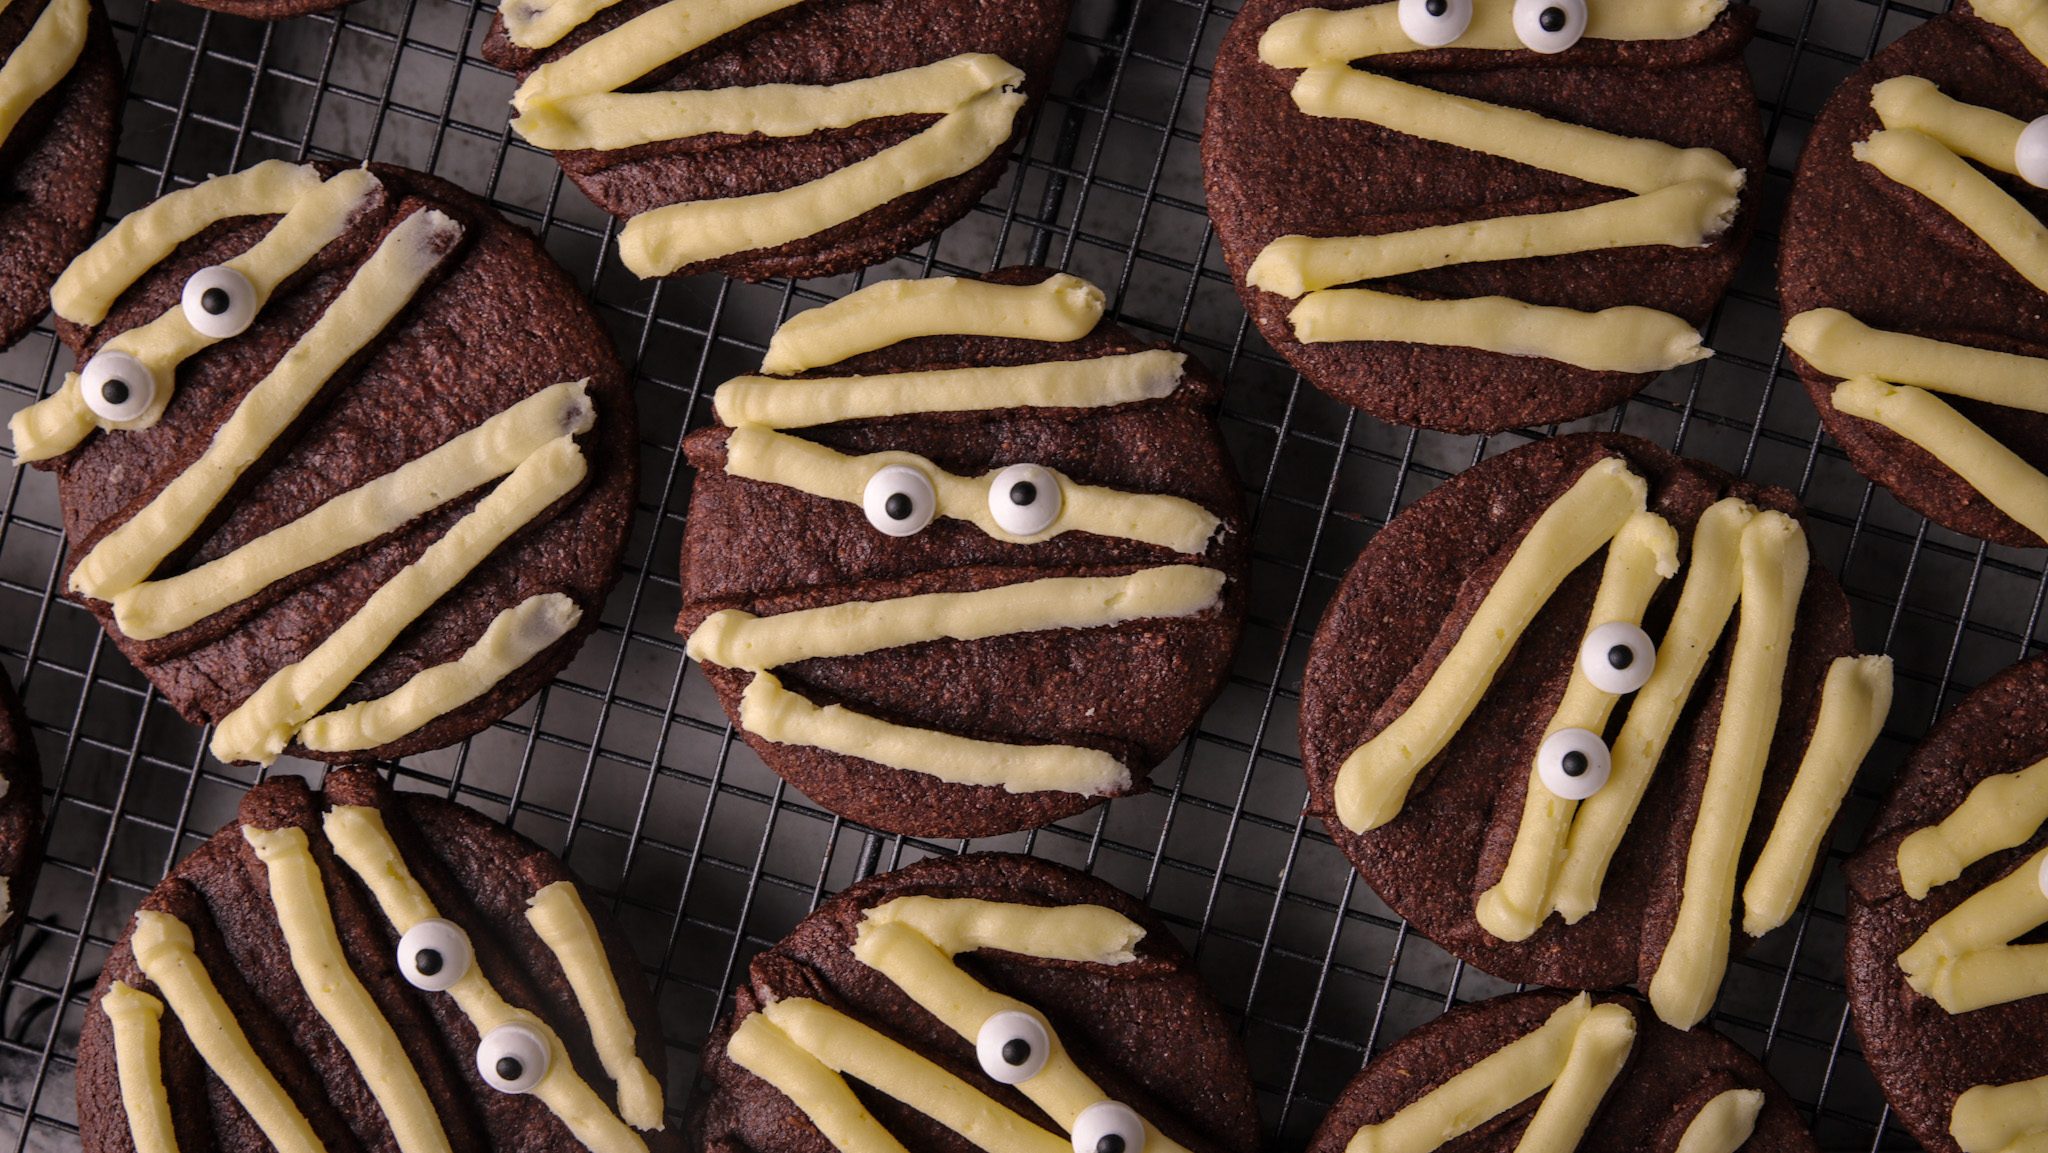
(0, 0), (2018, 1148)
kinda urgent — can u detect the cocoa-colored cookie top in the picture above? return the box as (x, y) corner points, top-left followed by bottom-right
(689, 852), (1262, 1153)
(0, 668), (42, 954)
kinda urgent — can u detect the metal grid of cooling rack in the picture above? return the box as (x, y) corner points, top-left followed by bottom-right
(0, 0), (2020, 1148)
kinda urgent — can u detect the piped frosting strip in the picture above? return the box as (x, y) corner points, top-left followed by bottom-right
(761, 274), (1105, 375)
(1952, 1075), (2048, 1153)
(103, 981), (182, 1153)
(524, 881), (665, 1131)
(0, 0), (89, 157)
(1897, 755), (2048, 900)
(714, 349), (1187, 429)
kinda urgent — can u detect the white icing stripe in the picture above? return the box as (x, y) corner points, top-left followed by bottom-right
(1975, 0), (2048, 67)
(498, 0), (624, 50)
(1899, 844), (2048, 1014)
(862, 896), (1144, 963)
(726, 1011), (915, 1153)
(760, 274), (1105, 376)
(523, 882), (666, 1131)
(104, 981), (182, 1153)
(1288, 289), (1711, 374)
(1674, 1089), (1764, 1153)
(1857, 128), (2048, 295)
(1952, 1074), (2048, 1153)
(1831, 379), (2048, 545)
(1259, 1), (1728, 67)
(0, 0), (88, 153)
(1897, 755), (2048, 900)
(1784, 310), (2048, 414)
(511, 0), (803, 103)
(714, 350), (1186, 429)
(1871, 76), (2029, 176)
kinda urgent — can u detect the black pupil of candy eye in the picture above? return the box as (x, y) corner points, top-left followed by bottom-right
(100, 379), (130, 406)
(201, 287), (231, 315)
(414, 948), (443, 976)
(1002, 1038), (1032, 1066)
(1097, 1137), (1126, 1153)
(1561, 751), (1589, 778)
(1009, 481), (1038, 507)
(1539, 6), (1567, 31)
(884, 492), (914, 520)
(496, 1056), (524, 1082)
(1425, 0), (1447, 14)
(1606, 645), (1634, 670)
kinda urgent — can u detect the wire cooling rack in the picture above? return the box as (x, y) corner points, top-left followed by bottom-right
(0, 0), (2019, 1148)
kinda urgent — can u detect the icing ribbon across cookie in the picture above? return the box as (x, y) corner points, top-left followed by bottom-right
(0, 0), (90, 152)
(729, 894), (1190, 1153)
(1248, 1), (1742, 373)
(504, 0), (1029, 277)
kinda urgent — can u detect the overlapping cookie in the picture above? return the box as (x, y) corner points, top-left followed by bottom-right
(689, 852), (1262, 1153)
(1843, 656), (2048, 1153)
(1310, 990), (1817, 1153)
(679, 269), (1247, 838)
(77, 767), (674, 1153)
(6, 161), (634, 766)
(0, 668), (40, 953)
(1780, 1), (2048, 548)
(1203, 0), (1764, 433)
(1300, 434), (1890, 1028)
(481, 0), (1070, 281)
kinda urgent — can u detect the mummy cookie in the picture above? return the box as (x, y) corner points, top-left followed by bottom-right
(1202, 0), (1764, 434)
(1780, 2), (2048, 548)
(0, 668), (41, 953)
(1310, 990), (1818, 1153)
(7, 161), (634, 765)
(688, 852), (1262, 1153)
(678, 269), (1247, 838)
(0, 0), (119, 349)
(1843, 656), (2048, 1153)
(77, 767), (674, 1153)
(1300, 434), (1889, 1028)
(480, 0), (1069, 282)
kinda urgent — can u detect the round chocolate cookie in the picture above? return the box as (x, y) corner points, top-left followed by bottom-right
(1301, 434), (1874, 1019)
(77, 767), (675, 1153)
(1203, 0), (1764, 434)
(678, 268), (1248, 838)
(14, 161), (633, 766)
(480, 0), (1071, 282)
(689, 852), (1262, 1153)
(1779, 3), (2048, 547)
(1842, 656), (2048, 1153)
(1308, 990), (1817, 1153)
(0, 0), (120, 350)
(0, 667), (42, 953)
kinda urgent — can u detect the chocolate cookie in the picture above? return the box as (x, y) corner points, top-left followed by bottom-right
(480, 0), (1070, 282)
(77, 767), (675, 1153)
(1842, 656), (2048, 1153)
(678, 268), (1248, 838)
(0, 667), (42, 953)
(8, 161), (634, 765)
(0, 0), (120, 350)
(689, 852), (1262, 1153)
(1779, 2), (2048, 548)
(1308, 990), (1817, 1153)
(1203, 0), (1764, 434)
(1300, 434), (1886, 1029)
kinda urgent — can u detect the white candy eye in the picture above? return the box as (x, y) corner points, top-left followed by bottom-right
(976, 1009), (1051, 1084)
(2017, 116), (2048, 190)
(396, 918), (472, 992)
(1398, 0), (1472, 47)
(862, 464), (936, 537)
(1537, 728), (1611, 800)
(1513, 0), (1587, 52)
(477, 1023), (550, 1094)
(80, 351), (157, 423)
(181, 266), (257, 339)
(1072, 1101), (1147, 1153)
(989, 464), (1063, 537)
(1579, 622), (1655, 695)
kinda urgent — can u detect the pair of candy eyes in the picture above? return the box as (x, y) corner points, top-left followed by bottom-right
(1532, 622), (1659, 800)
(77, 266), (258, 424)
(977, 1010), (1149, 1153)
(393, 919), (551, 1094)
(864, 463), (1063, 538)
(1399, 0), (1590, 52)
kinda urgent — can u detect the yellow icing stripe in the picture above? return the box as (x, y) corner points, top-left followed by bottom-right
(1476, 511), (1680, 944)
(1784, 310), (2048, 414)
(70, 208), (465, 603)
(210, 435), (588, 766)
(1249, 179), (1740, 299)
(104, 981), (181, 1153)
(7, 375), (96, 468)
(1975, 0), (2048, 67)
(1871, 77), (2028, 176)
(1334, 458), (1648, 833)
(726, 1011), (912, 1153)
(723, 426), (1221, 554)
(131, 910), (329, 1153)
(1512, 1002), (1635, 1153)
(1553, 498), (1755, 924)
(1953, 1075), (2048, 1153)
(1899, 845), (2048, 1014)
(687, 565), (1225, 671)
(861, 895), (1143, 963)
(715, 350), (1186, 429)
(1831, 379), (2048, 545)
(54, 160), (325, 326)
(1741, 655), (1893, 935)
(1909, 939), (2048, 1016)
(323, 806), (651, 1153)
(524, 882), (665, 1132)
(1288, 288), (1710, 375)
(1258, 0), (1727, 68)
(1648, 511), (1808, 1031)
(760, 274), (1104, 376)
(298, 593), (582, 754)
(1856, 129), (2048, 295)
(1675, 1089), (1765, 1153)
(111, 380), (594, 641)
(1897, 755), (2048, 901)
(498, 0), (622, 49)
(0, 0), (88, 155)
(241, 825), (451, 1153)
(616, 84), (1025, 278)
(739, 671), (1133, 796)
(511, 0), (804, 109)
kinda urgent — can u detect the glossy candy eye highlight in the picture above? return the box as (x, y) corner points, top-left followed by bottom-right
(80, 351), (157, 423)
(1398, 0), (1472, 47)
(862, 464), (936, 536)
(1513, 0), (1587, 52)
(2017, 116), (2048, 190)
(1072, 1101), (1147, 1153)
(477, 1023), (550, 1093)
(1537, 728), (1611, 800)
(181, 266), (258, 339)
(1579, 622), (1655, 695)
(975, 1009), (1051, 1084)
(396, 918), (472, 992)
(989, 464), (1062, 536)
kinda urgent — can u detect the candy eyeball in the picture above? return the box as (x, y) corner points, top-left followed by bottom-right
(862, 464), (936, 537)
(988, 464), (1063, 537)
(181, 266), (258, 339)
(1537, 728), (1611, 800)
(477, 1023), (550, 1094)
(2016, 116), (2048, 190)
(80, 351), (157, 423)
(976, 1008), (1051, 1084)
(396, 918), (472, 992)
(1579, 622), (1655, 695)
(1513, 0), (1587, 52)
(1072, 1101), (1147, 1153)
(1398, 0), (1472, 47)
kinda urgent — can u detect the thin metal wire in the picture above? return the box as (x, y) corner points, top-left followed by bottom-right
(0, 0), (2005, 1149)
